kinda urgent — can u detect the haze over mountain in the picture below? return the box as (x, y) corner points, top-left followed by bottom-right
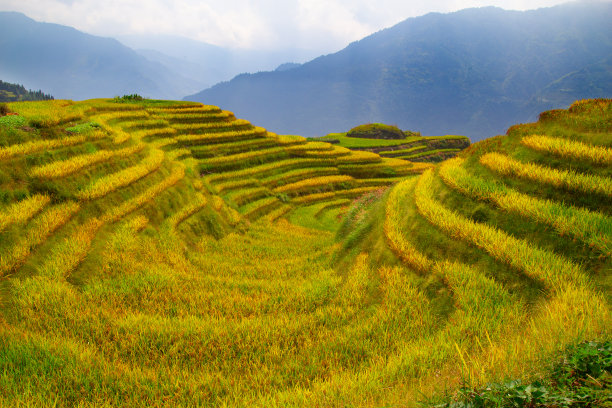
(0, 12), (202, 100)
(118, 34), (318, 90)
(186, 2), (612, 141)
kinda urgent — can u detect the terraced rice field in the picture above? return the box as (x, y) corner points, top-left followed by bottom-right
(0, 98), (609, 407)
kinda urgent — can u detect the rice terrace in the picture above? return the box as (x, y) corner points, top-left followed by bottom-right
(0, 96), (610, 407)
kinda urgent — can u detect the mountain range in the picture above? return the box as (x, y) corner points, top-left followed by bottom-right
(0, 12), (313, 101)
(186, 2), (612, 141)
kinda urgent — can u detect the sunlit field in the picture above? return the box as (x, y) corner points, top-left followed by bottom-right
(0, 97), (609, 407)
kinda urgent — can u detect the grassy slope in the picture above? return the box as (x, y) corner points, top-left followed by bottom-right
(0, 98), (428, 407)
(0, 98), (609, 407)
(333, 98), (611, 405)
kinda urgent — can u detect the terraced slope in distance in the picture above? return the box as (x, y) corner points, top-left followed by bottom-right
(318, 124), (470, 163)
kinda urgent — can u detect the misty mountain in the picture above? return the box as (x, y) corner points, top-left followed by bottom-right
(118, 34), (319, 89)
(186, 3), (612, 141)
(0, 12), (200, 100)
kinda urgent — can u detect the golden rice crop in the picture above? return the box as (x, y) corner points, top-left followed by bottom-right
(205, 158), (331, 183)
(134, 127), (178, 140)
(260, 167), (340, 188)
(293, 187), (379, 204)
(120, 119), (170, 130)
(37, 218), (104, 279)
(0, 202), (80, 276)
(285, 142), (334, 153)
(210, 195), (242, 225)
(171, 119), (252, 134)
(290, 145), (351, 158)
(336, 150), (382, 163)
(356, 177), (404, 187)
(226, 187), (269, 207)
(241, 196), (280, 219)
(274, 175), (354, 194)
(165, 111), (235, 124)
(176, 126), (267, 145)
(384, 179), (433, 272)
(30, 143), (146, 179)
(0, 131), (108, 161)
(101, 163), (185, 223)
(415, 169), (589, 291)
(480, 152), (612, 197)
(204, 146), (286, 168)
(150, 138), (179, 149)
(166, 148), (192, 161)
(264, 204), (292, 222)
(0, 195), (51, 232)
(379, 145), (427, 156)
(112, 130), (132, 144)
(521, 134), (612, 165)
(272, 135), (307, 145)
(213, 179), (260, 194)
(190, 138), (277, 158)
(76, 148), (165, 200)
(313, 198), (351, 217)
(148, 106), (220, 115)
(87, 100), (142, 112)
(440, 158), (612, 255)
(164, 193), (207, 230)
(7, 100), (84, 127)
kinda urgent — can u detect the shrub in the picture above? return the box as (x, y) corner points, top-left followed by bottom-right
(347, 123), (405, 139)
(113, 94), (145, 103)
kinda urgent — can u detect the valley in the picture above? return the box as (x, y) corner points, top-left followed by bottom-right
(0, 97), (609, 406)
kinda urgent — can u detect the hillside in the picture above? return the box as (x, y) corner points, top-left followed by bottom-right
(186, 3), (612, 141)
(0, 12), (201, 100)
(0, 98), (609, 407)
(0, 79), (53, 102)
(319, 123), (470, 163)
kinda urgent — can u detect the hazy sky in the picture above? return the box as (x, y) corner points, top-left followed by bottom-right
(0, 0), (605, 52)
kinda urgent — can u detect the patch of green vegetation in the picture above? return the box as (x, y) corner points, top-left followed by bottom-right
(113, 94), (144, 102)
(65, 121), (101, 134)
(0, 114), (27, 129)
(434, 340), (611, 408)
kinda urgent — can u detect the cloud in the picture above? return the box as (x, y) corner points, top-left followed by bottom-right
(0, 0), (605, 52)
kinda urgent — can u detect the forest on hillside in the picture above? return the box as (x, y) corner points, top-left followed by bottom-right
(0, 80), (53, 102)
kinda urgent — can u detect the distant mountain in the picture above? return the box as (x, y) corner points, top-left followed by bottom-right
(118, 34), (320, 89)
(0, 12), (200, 100)
(186, 3), (612, 141)
(0, 79), (53, 102)
(275, 63), (301, 72)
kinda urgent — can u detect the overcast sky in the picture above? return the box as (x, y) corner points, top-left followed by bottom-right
(0, 0), (606, 52)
